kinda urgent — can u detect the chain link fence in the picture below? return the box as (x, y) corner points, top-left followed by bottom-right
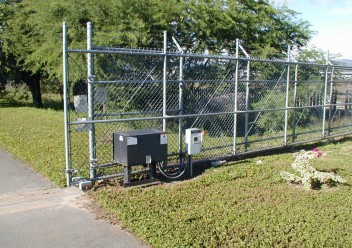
(62, 23), (352, 186)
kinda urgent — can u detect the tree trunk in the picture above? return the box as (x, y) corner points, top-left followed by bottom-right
(26, 72), (43, 107)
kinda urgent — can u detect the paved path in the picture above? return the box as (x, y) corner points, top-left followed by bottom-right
(0, 148), (148, 248)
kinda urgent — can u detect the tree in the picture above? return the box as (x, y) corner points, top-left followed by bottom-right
(0, 0), (17, 92)
(0, 0), (313, 107)
(1, 0), (45, 106)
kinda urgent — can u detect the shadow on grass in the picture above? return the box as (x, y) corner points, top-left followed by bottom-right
(0, 96), (64, 110)
(0, 99), (26, 107)
(93, 135), (352, 188)
(159, 136), (352, 183)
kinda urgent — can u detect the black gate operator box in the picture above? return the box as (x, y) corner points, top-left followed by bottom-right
(113, 129), (168, 166)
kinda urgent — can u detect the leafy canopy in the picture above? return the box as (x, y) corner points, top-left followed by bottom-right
(1, 0), (313, 86)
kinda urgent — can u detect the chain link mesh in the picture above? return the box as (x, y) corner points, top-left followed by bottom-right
(292, 64), (326, 142)
(330, 67), (352, 135)
(65, 42), (352, 180)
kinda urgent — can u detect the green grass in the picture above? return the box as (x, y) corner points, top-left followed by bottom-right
(90, 141), (352, 247)
(1, 101), (352, 247)
(0, 106), (66, 186)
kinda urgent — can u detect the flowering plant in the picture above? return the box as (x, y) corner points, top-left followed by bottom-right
(280, 148), (347, 189)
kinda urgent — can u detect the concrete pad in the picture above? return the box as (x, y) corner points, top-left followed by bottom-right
(0, 147), (148, 248)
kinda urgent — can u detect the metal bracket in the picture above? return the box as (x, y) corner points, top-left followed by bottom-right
(88, 75), (96, 82)
(65, 169), (77, 174)
(90, 159), (98, 167)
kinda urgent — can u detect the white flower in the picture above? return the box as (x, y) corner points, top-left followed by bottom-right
(280, 150), (346, 189)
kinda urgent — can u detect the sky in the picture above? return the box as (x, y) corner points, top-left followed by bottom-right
(273, 0), (352, 59)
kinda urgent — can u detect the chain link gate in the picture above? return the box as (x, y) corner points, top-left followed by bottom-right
(63, 23), (352, 186)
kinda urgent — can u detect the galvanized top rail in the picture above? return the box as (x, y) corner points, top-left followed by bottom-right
(66, 46), (352, 69)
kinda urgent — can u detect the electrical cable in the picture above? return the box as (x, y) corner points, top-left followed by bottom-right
(157, 160), (189, 179)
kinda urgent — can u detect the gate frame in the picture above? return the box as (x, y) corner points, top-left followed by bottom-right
(63, 22), (352, 186)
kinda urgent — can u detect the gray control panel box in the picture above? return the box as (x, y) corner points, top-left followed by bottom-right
(113, 129), (168, 166)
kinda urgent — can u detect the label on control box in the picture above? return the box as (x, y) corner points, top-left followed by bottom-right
(160, 133), (168, 145)
(146, 155), (152, 164)
(127, 137), (138, 145)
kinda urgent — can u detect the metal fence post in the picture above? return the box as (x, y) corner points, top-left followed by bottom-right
(172, 36), (184, 164)
(322, 52), (330, 138)
(238, 43), (251, 151)
(244, 59), (250, 151)
(62, 22), (71, 187)
(87, 22), (96, 179)
(284, 45), (291, 145)
(163, 31), (167, 132)
(178, 53), (184, 163)
(292, 64), (299, 144)
(328, 66), (335, 136)
(233, 39), (239, 154)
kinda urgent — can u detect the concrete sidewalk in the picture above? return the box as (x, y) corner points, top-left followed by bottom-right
(0, 148), (148, 248)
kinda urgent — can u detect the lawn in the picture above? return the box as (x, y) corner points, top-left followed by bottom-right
(0, 100), (66, 186)
(0, 101), (351, 247)
(90, 143), (352, 247)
